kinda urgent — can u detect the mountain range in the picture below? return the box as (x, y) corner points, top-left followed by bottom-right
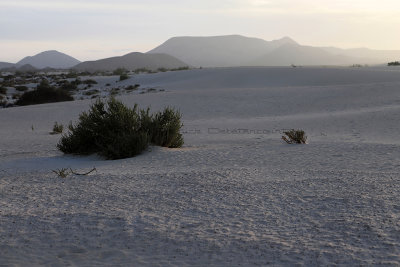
(149, 35), (400, 67)
(1, 35), (400, 71)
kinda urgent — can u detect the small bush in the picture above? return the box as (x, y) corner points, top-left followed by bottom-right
(71, 78), (82, 86)
(150, 107), (184, 148)
(119, 73), (129, 81)
(15, 86), (28, 92)
(57, 98), (184, 159)
(126, 84), (140, 91)
(0, 87), (7, 94)
(171, 66), (189, 71)
(12, 93), (21, 99)
(15, 80), (73, 106)
(282, 129), (307, 144)
(388, 61), (400, 66)
(61, 81), (78, 91)
(84, 89), (99, 96)
(134, 68), (150, 74)
(83, 79), (98, 85)
(51, 122), (64, 134)
(66, 72), (78, 78)
(113, 68), (128, 76)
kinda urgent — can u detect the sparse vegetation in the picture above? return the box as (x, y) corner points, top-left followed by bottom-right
(60, 80), (78, 91)
(12, 93), (21, 99)
(388, 61), (400, 66)
(66, 71), (78, 78)
(282, 129), (307, 144)
(83, 89), (100, 96)
(0, 87), (7, 95)
(15, 80), (73, 106)
(113, 68), (128, 76)
(51, 122), (64, 134)
(52, 167), (96, 178)
(119, 73), (129, 81)
(134, 68), (152, 74)
(15, 86), (28, 92)
(126, 84), (140, 91)
(57, 98), (184, 160)
(83, 79), (98, 85)
(171, 66), (189, 71)
(52, 168), (69, 178)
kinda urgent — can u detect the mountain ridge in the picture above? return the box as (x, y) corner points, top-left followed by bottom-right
(148, 35), (400, 67)
(72, 52), (189, 72)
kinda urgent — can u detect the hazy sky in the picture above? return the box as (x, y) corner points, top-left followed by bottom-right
(1, 0), (400, 62)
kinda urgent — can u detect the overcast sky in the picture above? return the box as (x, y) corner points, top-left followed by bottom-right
(1, 0), (400, 62)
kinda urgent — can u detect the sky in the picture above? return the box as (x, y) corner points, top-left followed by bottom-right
(1, 0), (400, 62)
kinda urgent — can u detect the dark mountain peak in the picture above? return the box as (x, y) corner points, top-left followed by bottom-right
(17, 50), (81, 69)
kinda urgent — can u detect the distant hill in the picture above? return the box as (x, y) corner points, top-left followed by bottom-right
(17, 50), (80, 69)
(0, 63), (38, 72)
(148, 35), (298, 67)
(18, 64), (37, 72)
(73, 52), (189, 72)
(148, 35), (400, 67)
(251, 43), (357, 66)
(0, 62), (15, 69)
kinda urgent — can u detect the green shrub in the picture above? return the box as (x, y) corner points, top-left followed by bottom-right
(0, 87), (7, 94)
(126, 84), (140, 91)
(15, 80), (73, 106)
(66, 71), (78, 78)
(134, 68), (149, 74)
(57, 98), (150, 159)
(119, 73), (129, 81)
(171, 66), (189, 71)
(60, 81), (78, 91)
(150, 107), (184, 148)
(51, 122), (64, 134)
(57, 98), (184, 159)
(113, 68), (128, 76)
(388, 61), (400, 66)
(282, 129), (307, 144)
(15, 86), (28, 92)
(71, 78), (82, 86)
(83, 79), (98, 85)
(84, 89), (99, 96)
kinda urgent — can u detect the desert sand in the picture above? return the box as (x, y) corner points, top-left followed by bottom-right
(1, 67), (400, 265)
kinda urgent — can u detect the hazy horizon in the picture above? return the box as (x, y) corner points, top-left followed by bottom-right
(1, 0), (400, 63)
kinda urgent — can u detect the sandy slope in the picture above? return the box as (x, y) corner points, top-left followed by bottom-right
(1, 67), (400, 265)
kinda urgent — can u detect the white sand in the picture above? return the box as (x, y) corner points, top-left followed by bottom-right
(1, 67), (400, 265)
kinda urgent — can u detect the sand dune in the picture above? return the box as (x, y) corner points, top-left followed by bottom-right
(1, 67), (400, 265)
